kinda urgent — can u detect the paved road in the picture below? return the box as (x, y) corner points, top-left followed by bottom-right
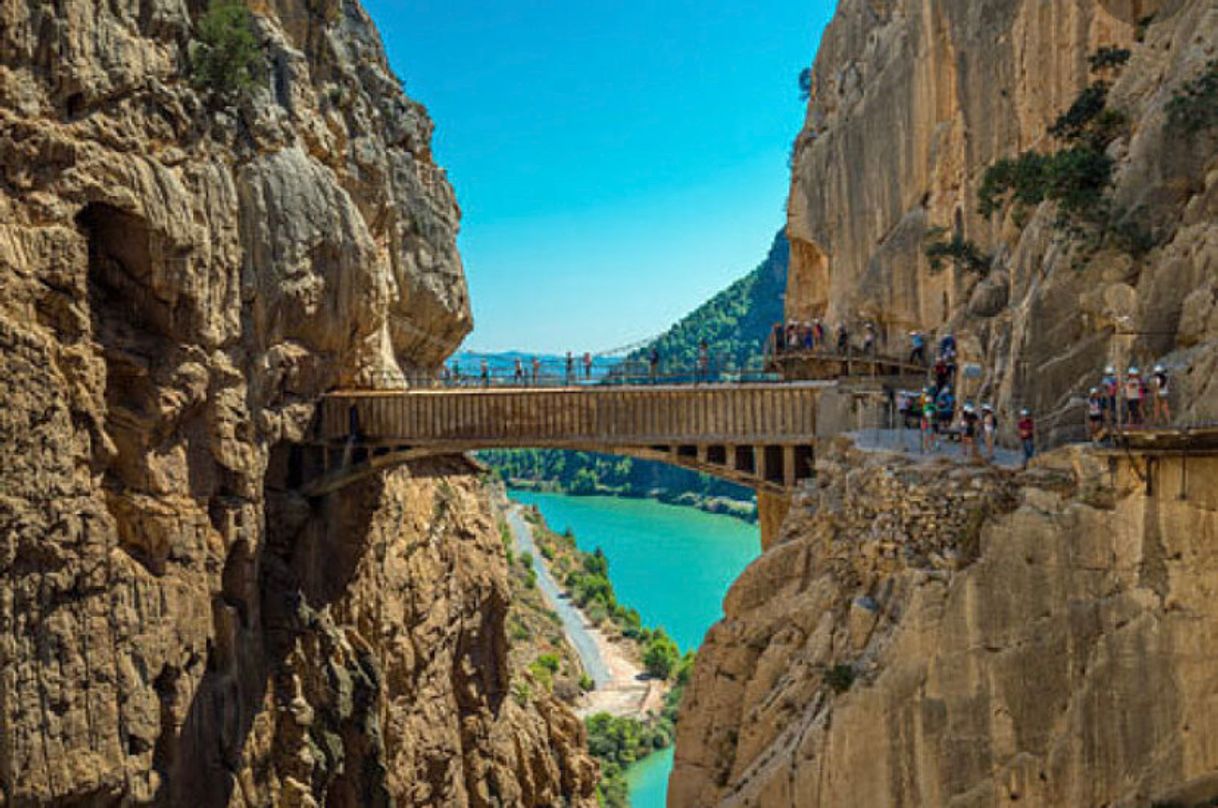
(507, 508), (611, 688)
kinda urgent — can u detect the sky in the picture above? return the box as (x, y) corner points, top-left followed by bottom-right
(360, 0), (838, 353)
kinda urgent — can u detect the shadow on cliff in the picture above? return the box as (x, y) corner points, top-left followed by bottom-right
(160, 440), (387, 807)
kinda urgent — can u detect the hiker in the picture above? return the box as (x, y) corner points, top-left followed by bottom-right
(771, 322), (786, 355)
(531, 356), (541, 385)
(1017, 408), (1035, 467)
(910, 331), (926, 365)
(649, 348), (660, 382)
(1124, 367), (1144, 426)
(944, 348), (958, 383)
(697, 339), (710, 383)
(837, 324), (850, 354)
(1101, 365), (1118, 426)
(863, 322), (877, 355)
(961, 403), (980, 461)
(933, 355), (949, 390)
(513, 357), (524, 385)
(480, 358), (489, 388)
(565, 351), (574, 385)
(802, 322), (814, 350)
(939, 331), (956, 357)
(450, 360), (461, 386)
(935, 385), (955, 434)
(786, 322), (798, 350)
(1152, 364), (1171, 425)
(1087, 387), (1104, 442)
(813, 319), (825, 345)
(583, 352), (593, 381)
(921, 388), (937, 452)
(981, 403), (998, 460)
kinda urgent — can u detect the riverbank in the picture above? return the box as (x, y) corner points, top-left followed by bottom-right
(506, 507), (665, 719)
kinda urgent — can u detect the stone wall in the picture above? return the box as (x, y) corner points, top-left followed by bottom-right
(671, 441), (1218, 806)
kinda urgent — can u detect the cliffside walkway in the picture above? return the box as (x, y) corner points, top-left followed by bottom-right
(766, 349), (928, 380)
(302, 382), (825, 496)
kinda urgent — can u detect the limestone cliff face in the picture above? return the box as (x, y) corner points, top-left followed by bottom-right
(671, 442), (1218, 806)
(786, 0), (1218, 441)
(0, 0), (594, 804)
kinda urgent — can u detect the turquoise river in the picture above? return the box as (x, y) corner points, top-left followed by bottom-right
(508, 491), (761, 806)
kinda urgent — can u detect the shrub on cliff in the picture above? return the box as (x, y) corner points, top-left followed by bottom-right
(1167, 60), (1218, 136)
(643, 631), (680, 679)
(190, 0), (262, 101)
(923, 227), (991, 275)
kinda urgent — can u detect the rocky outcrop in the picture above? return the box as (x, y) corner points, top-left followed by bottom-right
(786, 0), (1218, 442)
(0, 0), (594, 804)
(671, 441), (1218, 806)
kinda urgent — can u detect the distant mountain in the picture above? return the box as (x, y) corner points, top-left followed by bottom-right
(625, 229), (788, 372)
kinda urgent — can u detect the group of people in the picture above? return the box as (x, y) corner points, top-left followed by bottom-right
(442, 343), (716, 387)
(898, 329), (1039, 466)
(769, 319), (880, 357)
(1086, 363), (1171, 440)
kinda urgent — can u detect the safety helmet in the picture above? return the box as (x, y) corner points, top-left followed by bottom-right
(1089, 387), (1099, 394)
(1154, 364), (1165, 373)
(1105, 365), (1115, 374)
(982, 403), (993, 411)
(1020, 408), (1030, 416)
(963, 403), (974, 413)
(1128, 367), (1139, 375)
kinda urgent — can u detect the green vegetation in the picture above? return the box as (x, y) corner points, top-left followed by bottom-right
(1166, 60), (1218, 136)
(1088, 46), (1131, 73)
(643, 631), (681, 679)
(625, 228), (788, 373)
(479, 449), (757, 521)
(923, 227), (991, 275)
(798, 67), (813, 101)
(190, 0), (262, 101)
(825, 663), (855, 694)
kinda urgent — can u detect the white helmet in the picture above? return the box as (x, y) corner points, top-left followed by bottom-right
(1128, 367), (1139, 375)
(1105, 365), (1115, 374)
(1154, 364), (1165, 373)
(1020, 408), (1030, 416)
(982, 402), (993, 411)
(1089, 387), (1098, 394)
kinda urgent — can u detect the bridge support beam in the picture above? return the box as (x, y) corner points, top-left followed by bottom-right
(758, 490), (791, 551)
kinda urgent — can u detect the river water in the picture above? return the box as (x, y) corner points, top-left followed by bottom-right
(508, 490), (761, 806)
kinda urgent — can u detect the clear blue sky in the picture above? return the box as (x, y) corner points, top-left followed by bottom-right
(360, 0), (837, 353)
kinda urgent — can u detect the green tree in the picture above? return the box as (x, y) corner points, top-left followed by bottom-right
(643, 632), (680, 679)
(190, 0), (262, 101)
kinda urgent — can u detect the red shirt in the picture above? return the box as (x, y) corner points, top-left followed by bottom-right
(1018, 417), (1034, 439)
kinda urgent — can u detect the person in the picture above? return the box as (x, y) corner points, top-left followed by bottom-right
(1152, 364), (1171, 425)
(1124, 366), (1144, 426)
(933, 355), (949, 390)
(1086, 387), (1104, 442)
(480, 358), (490, 388)
(910, 331), (926, 365)
(813, 319), (825, 345)
(531, 356), (541, 385)
(935, 385), (955, 434)
(921, 388), (937, 452)
(944, 348), (958, 384)
(786, 322), (798, 351)
(1017, 408), (1035, 467)
(802, 322), (814, 350)
(1101, 365), (1118, 426)
(513, 357), (524, 385)
(939, 331), (956, 357)
(981, 403), (998, 460)
(836, 324), (850, 354)
(697, 339), (710, 383)
(863, 322), (877, 355)
(771, 322), (786, 355)
(583, 352), (593, 381)
(450, 360), (461, 386)
(961, 403), (980, 460)
(565, 351), (574, 385)
(649, 348), (660, 383)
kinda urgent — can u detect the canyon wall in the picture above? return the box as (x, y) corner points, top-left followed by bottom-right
(672, 441), (1218, 807)
(0, 0), (595, 804)
(786, 0), (1218, 442)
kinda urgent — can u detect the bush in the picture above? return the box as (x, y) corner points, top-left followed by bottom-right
(978, 151), (1050, 217)
(1166, 60), (1218, 135)
(825, 664), (855, 694)
(643, 632), (680, 679)
(534, 653), (560, 674)
(923, 227), (990, 275)
(798, 67), (813, 101)
(190, 0), (262, 101)
(1049, 81), (1110, 142)
(1088, 46), (1131, 73)
(978, 145), (1112, 223)
(579, 673), (595, 692)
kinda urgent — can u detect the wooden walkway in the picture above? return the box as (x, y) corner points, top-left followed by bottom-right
(767, 350), (927, 380)
(303, 382), (825, 496)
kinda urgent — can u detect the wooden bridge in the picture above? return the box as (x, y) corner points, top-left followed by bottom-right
(767, 349), (927, 380)
(300, 382), (826, 497)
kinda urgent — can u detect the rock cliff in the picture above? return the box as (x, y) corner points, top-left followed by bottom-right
(0, 0), (595, 804)
(672, 442), (1218, 806)
(786, 0), (1218, 442)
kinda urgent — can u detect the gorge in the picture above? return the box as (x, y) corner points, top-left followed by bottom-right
(2, 0), (1218, 807)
